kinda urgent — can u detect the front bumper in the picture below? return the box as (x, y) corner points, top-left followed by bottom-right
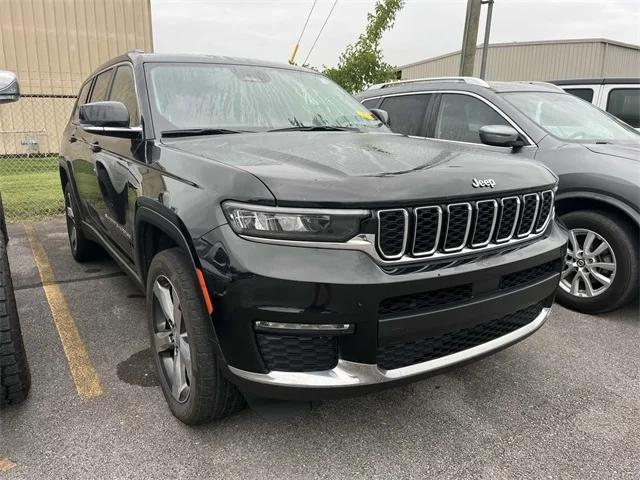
(196, 219), (567, 400)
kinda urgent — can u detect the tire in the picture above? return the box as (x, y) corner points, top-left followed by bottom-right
(146, 248), (245, 424)
(0, 225), (31, 408)
(557, 210), (639, 314)
(64, 183), (98, 262)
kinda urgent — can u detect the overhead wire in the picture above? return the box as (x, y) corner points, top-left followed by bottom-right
(303, 0), (339, 65)
(289, 0), (318, 63)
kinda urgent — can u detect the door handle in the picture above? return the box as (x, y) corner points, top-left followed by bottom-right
(90, 142), (101, 152)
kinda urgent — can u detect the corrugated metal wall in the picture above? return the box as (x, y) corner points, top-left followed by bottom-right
(0, 0), (153, 154)
(401, 40), (640, 81)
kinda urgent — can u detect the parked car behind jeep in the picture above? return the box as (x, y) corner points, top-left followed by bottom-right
(59, 53), (566, 424)
(357, 77), (639, 314)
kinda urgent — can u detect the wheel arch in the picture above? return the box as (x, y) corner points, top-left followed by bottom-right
(555, 192), (640, 230)
(134, 200), (201, 285)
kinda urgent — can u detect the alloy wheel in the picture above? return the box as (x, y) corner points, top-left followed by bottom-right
(152, 275), (192, 403)
(65, 192), (77, 252)
(560, 228), (616, 298)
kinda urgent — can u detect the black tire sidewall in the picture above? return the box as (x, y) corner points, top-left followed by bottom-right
(557, 210), (638, 313)
(145, 248), (216, 423)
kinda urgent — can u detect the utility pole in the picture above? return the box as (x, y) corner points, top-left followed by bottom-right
(459, 0), (482, 76)
(479, 0), (494, 79)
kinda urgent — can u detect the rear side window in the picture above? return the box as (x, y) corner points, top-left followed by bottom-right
(71, 80), (93, 124)
(89, 69), (114, 102)
(380, 94), (431, 136)
(607, 88), (640, 128)
(564, 88), (594, 103)
(109, 65), (140, 126)
(434, 94), (509, 144)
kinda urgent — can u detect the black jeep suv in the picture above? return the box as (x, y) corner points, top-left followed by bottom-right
(59, 52), (567, 424)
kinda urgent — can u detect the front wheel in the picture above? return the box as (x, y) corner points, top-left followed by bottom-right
(64, 183), (99, 262)
(146, 248), (245, 424)
(557, 210), (638, 314)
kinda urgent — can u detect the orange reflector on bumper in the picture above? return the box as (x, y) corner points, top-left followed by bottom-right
(196, 268), (214, 314)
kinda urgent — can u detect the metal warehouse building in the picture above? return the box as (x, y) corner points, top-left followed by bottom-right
(0, 0), (153, 155)
(399, 38), (640, 82)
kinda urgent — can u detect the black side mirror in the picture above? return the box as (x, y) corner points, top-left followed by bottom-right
(370, 108), (390, 126)
(0, 70), (20, 104)
(80, 101), (130, 128)
(479, 125), (524, 149)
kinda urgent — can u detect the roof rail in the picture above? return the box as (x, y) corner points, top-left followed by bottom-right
(367, 76), (490, 90)
(511, 80), (564, 91)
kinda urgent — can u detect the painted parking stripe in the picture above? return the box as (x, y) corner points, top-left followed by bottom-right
(24, 224), (102, 399)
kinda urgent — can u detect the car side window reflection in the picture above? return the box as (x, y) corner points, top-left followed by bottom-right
(379, 94), (431, 136)
(435, 94), (509, 144)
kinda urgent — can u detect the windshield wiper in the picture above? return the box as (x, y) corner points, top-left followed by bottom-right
(268, 125), (360, 132)
(161, 128), (252, 138)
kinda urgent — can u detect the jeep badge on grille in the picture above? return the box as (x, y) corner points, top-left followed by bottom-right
(472, 178), (496, 188)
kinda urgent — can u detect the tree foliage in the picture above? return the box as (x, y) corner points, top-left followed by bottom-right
(324, 0), (405, 93)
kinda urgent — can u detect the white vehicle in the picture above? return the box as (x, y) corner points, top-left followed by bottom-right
(551, 78), (639, 130)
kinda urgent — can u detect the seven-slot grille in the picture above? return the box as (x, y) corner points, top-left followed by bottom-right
(375, 190), (554, 260)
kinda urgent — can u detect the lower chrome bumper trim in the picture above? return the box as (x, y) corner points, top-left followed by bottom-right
(229, 307), (550, 388)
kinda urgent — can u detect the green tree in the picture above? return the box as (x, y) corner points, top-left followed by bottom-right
(324, 0), (405, 93)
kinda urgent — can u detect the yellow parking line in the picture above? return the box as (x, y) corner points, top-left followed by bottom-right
(0, 458), (16, 472)
(24, 224), (102, 399)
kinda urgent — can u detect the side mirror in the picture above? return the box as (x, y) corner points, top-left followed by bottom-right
(80, 101), (130, 128)
(370, 108), (390, 126)
(0, 70), (20, 104)
(479, 125), (524, 148)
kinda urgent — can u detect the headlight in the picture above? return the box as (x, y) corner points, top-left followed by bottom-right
(222, 201), (370, 242)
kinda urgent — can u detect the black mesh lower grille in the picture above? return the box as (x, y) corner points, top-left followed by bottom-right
(377, 302), (544, 370)
(379, 284), (473, 316)
(378, 210), (406, 258)
(257, 334), (338, 372)
(500, 260), (561, 290)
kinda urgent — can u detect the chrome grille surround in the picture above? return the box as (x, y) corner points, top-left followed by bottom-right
(376, 209), (409, 260)
(470, 199), (498, 248)
(374, 189), (554, 262)
(495, 196), (521, 243)
(412, 206), (442, 256)
(516, 193), (540, 238)
(442, 203), (472, 253)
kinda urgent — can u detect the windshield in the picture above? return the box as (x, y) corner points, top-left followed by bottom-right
(501, 91), (639, 142)
(145, 63), (383, 133)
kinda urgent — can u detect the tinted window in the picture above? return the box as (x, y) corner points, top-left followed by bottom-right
(379, 94), (431, 136)
(72, 80), (93, 123)
(89, 69), (113, 102)
(109, 65), (139, 125)
(361, 98), (379, 109)
(607, 88), (640, 128)
(564, 88), (594, 103)
(435, 94), (509, 144)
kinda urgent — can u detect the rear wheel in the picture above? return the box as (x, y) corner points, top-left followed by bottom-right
(146, 248), (245, 424)
(557, 210), (638, 313)
(64, 183), (98, 262)
(0, 197), (31, 408)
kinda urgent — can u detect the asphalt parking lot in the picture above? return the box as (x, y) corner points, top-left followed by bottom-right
(1, 218), (638, 480)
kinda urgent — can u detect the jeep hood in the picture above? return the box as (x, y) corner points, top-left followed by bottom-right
(164, 131), (557, 207)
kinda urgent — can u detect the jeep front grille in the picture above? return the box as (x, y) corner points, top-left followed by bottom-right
(375, 190), (554, 261)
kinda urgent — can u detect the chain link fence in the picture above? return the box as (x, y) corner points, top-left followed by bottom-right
(0, 95), (76, 223)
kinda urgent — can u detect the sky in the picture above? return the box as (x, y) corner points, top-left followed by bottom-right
(151, 0), (640, 68)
